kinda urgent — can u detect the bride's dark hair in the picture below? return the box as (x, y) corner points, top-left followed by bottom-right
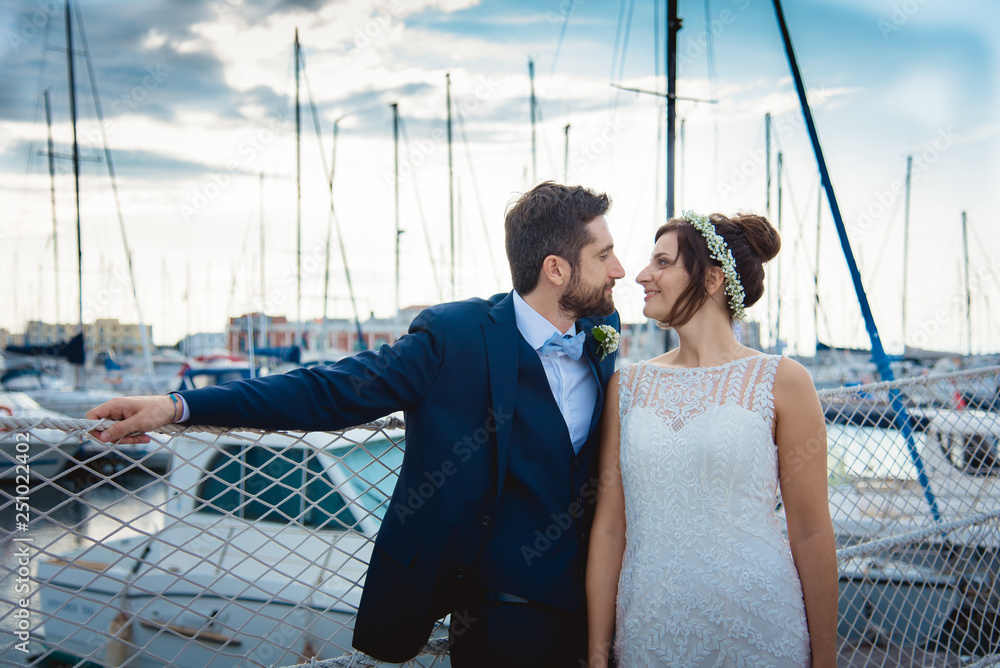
(654, 212), (780, 326)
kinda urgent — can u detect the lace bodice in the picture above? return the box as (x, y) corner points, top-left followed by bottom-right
(614, 355), (810, 667)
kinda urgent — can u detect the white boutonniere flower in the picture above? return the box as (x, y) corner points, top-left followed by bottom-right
(592, 325), (620, 361)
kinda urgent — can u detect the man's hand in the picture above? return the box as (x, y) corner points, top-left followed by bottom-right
(86, 395), (176, 444)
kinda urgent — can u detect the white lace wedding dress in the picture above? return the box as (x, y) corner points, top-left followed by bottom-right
(614, 355), (810, 667)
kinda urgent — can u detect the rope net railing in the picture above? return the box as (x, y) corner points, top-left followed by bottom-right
(0, 365), (996, 667)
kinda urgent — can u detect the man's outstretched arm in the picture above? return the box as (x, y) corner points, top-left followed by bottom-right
(87, 309), (445, 443)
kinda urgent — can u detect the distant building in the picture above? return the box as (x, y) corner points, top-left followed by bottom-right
(0, 328), (19, 349)
(21, 319), (152, 357)
(227, 312), (412, 356)
(178, 332), (228, 358)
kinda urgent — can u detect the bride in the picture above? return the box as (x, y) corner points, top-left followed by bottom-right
(586, 212), (837, 667)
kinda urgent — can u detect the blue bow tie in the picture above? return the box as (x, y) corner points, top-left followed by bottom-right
(538, 331), (585, 361)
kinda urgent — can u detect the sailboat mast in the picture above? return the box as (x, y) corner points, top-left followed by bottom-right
(447, 73), (455, 298)
(259, 171), (267, 349)
(679, 117), (685, 212)
(563, 124), (570, 183)
(962, 210), (970, 355)
(765, 113), (772, 346)
(529, 59), (537, 183)
(765, 113), (771, 217)
(322, 120), (341, 338)
(294, 28), (302, 348)
(771, 0), (943, 525)
(391, 102), (400, 319)
(43, 89), (60, 323)
(666, 0), (680, 218)
(814, 183), (821, 348)
(65, 1), (82, 341)
(775, 151), (783, 352)
(654, 105), (662, 222)
(902, 155), (912, 348)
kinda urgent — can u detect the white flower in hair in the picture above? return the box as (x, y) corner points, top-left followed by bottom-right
(682, 211), (747, 322)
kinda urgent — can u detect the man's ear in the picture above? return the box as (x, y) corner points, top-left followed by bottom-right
(705, 266), (725, 296)
(539, 255), (572, 288)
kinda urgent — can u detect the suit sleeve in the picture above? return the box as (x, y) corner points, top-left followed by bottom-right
(177, 309), (444, 431)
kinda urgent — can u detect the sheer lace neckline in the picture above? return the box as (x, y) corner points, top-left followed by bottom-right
(640, 353), (767, 372)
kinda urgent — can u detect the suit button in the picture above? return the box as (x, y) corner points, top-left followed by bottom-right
(480, 515), (492, 527)
(573, 458), (580, 469)
(455, 568), (466, 579)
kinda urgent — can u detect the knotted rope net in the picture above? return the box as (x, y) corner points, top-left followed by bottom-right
(0, 366), (998, 667)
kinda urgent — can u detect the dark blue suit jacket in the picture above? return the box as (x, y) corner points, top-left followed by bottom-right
(179, 292), (620, 662)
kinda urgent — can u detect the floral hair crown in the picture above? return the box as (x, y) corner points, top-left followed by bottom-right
(682, 211), (746, 322)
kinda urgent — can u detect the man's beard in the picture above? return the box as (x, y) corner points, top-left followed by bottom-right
(559, 271), (615, 320)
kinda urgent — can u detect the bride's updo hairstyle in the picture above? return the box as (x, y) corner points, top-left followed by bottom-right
(654, 212), (780, 326)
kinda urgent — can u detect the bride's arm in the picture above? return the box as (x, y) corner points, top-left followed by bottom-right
(774, 357), (838, 668)
(586, 372), (627, 668)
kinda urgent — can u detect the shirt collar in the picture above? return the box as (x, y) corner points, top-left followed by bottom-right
(512, 290), (577, 350)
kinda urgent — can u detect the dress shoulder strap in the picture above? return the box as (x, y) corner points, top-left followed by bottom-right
(617, 362), (643, 420)
(742, 354), (782, 428)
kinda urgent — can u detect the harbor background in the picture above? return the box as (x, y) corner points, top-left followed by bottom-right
(1, 0), (998, 358)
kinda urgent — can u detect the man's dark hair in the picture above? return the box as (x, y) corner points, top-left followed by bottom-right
(504, 181), (612, 295)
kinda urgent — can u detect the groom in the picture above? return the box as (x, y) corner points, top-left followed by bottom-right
(88, 181), (625, 667)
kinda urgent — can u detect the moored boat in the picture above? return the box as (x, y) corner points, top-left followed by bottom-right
(34, 425), (450, 667)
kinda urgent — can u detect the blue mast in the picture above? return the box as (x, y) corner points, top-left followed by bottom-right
(770, 0), (942, 524)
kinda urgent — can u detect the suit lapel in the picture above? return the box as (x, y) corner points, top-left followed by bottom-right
(577, 318), (606, 441)
(484, 294), (518, 506)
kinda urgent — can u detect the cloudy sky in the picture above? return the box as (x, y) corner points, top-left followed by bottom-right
(1, 0), (997, 355)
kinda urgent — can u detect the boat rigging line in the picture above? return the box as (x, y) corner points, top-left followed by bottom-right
(298, 45), (366, 349)
(323, 115), (346, 342)
(397, 114), (446, 303)
(74, 0), (154, 379)
(455, 112), (503, 289)
(549, 0), (575, 76)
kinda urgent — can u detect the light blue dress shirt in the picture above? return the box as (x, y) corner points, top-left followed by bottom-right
(512, 291), (599, 454)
